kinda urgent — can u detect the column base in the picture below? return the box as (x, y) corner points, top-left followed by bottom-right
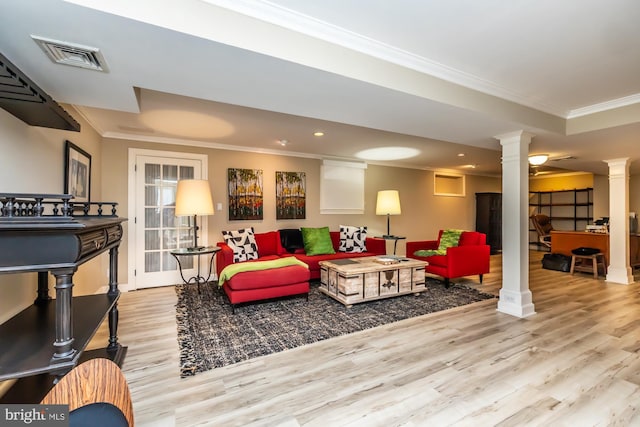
(606, 266), (634, 285)
(497, 288), (536, 318)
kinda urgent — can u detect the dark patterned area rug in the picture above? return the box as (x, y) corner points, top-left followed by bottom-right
(175, 279), (495, 377)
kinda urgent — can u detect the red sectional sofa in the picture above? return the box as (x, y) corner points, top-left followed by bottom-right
(406, 230), (490, 288)
(216, 229), (387, 280)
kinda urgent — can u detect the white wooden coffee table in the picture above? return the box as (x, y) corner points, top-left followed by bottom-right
(319, 256), (427, 307)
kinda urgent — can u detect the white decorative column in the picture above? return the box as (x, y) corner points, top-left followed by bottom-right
(496, 131), (536, 317)
(604, 158), (634, 284)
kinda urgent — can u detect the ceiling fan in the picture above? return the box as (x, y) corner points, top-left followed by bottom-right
(528, 154), (576, 176)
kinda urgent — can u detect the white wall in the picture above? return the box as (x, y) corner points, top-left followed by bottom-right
(102, 137), (502, 282)
(0, 108), (105, 323)
(593, 174), (610, 220)
(0, 111), (502, 323)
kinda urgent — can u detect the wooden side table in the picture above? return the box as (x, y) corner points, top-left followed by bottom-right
(170, 246), (220, 293)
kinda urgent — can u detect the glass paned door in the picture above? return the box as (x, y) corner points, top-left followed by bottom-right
(135, 155), (204, 288)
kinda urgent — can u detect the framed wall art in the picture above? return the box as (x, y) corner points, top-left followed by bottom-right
(276, 171), (306, 219)
(228, 168), (263, 220)
(64, 140), (91, 203)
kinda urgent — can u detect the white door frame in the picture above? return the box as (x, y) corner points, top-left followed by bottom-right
(127, 148), (209, 290)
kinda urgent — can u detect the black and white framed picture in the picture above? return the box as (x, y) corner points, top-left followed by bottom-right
(64, 140), (91, 203)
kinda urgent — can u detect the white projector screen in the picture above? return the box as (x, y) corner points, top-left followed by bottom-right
(320, 160), (367, 214)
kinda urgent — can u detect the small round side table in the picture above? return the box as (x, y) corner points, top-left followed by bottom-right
(170, 246), (220, 293)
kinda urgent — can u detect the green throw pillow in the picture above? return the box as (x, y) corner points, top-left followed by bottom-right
(301, 227), (336, 256)
(413, 229), (464, 257)
(438, 229), (463, 252)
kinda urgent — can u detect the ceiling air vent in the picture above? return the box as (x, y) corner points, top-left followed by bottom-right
(31, 36), (108, 72)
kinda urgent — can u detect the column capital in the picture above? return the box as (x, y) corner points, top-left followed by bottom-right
(494, 130), (535, 144)
(604, 158), (631, 176)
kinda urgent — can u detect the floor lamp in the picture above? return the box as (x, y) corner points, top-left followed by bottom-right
(376, 190), (401, 238)
(175, 179), (214, 250)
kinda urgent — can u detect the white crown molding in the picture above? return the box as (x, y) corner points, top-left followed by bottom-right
(566, 93), (640, 119)
(204, 0), (640, 119)
(103, 131), (323, 159)
(529, 171), (593, 180)
(104, 131), (372, 164)
(202, 0), (569, 117)
(104, 131), (503, 177)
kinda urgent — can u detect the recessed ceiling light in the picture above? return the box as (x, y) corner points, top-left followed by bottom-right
(313, 131), (324, 137)
(457, 153), (465, 157)
(279, 139), (288, 146)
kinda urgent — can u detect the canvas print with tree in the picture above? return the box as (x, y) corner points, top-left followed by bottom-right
(228, 168), (263, 220)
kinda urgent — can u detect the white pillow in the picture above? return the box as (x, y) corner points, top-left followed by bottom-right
(339, 225), (367, 253)
(222, 227), (258, 262)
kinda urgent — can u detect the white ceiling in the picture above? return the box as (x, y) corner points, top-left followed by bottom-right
(1, 0), (639, 176)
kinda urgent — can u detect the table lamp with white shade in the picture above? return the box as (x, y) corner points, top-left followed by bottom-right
(376, 190), (401, 238)
(175, 179), (214, 250)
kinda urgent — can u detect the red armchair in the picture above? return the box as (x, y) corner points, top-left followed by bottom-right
(406, 230), (490, 287)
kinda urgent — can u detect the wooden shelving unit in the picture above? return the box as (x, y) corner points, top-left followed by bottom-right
(529, 188), (593, 247)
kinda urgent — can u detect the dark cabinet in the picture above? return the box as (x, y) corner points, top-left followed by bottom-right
(476, 192), (502, 254)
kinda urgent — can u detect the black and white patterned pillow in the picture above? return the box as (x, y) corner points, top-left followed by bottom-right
(339, 225), (367, 253)
(222, 227), (258, 262)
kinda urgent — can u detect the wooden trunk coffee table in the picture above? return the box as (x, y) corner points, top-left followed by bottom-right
(319, 256), (427, 307)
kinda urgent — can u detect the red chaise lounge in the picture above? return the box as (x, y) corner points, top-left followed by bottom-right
(219, 258), (311, 313)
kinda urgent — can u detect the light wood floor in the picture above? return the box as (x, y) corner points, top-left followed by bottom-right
(97, 251), (640, 426)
